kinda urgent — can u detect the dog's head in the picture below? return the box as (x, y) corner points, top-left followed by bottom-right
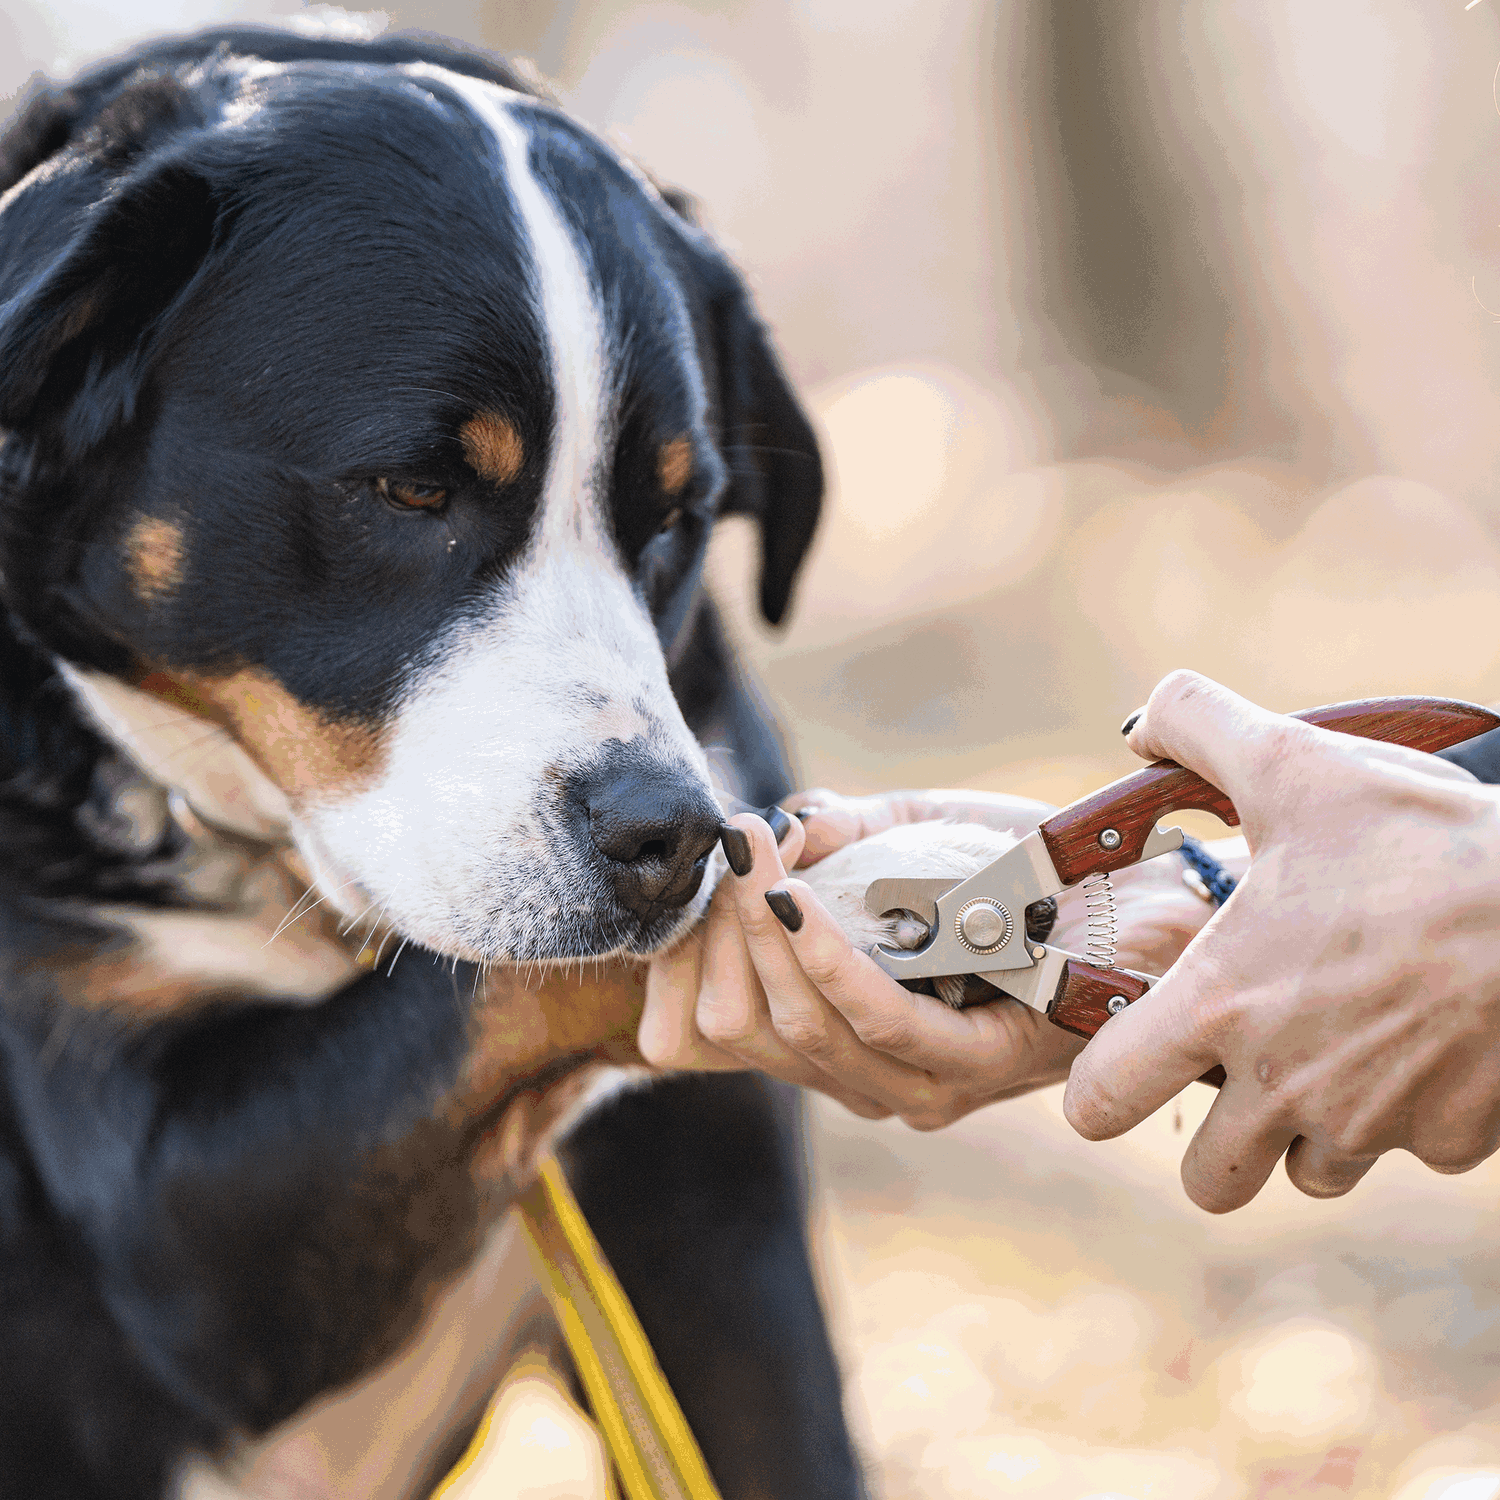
(0, 34), (821, 964)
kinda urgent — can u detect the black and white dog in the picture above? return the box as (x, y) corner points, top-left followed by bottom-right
(0, 26), (869, 1499)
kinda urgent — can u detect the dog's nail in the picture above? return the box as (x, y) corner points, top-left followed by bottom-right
(1024, 896), (1058, 945)
(765, 888), (804, 932)
(1120, 708), (1145, 736)
(720, 825), (754, 877)
(760, 804), (793, 844)
(793, 806), (821, 822)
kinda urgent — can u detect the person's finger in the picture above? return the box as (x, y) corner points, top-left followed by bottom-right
(691, 923), (895, 1118)
(722, 818), (946, 1108)
(763, 874), (1076, 1080)
(638, 874), (887, 1112)
(719, 801), (804, 874)
(783, 788), (963, 867)
(697, 919), (894, 1115)
(1408, 1070), (1500, 1175)
(784, 791), (886, 867)
(1282, 1135), (1379, 1199)
(697, 824), (897, 1115)
(689, 882), (778, 1055)
(1064, 920), (1242, 1141)
(1122, 671), (1330, 842)
(639, 924), (746, 1072)
(785, 787), (1055, 869)
(1419, 1151), (1495, 1176)
(1177, 1084), (1301, 1213)
(782, 788), (834, 822)
(765, 801), (807, 867)
(725, 817), (1020, 1121)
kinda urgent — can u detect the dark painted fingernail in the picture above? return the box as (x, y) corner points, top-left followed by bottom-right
(720, 825), (754, 876)
(794, 805), (821, 822)
(765, 888), (804, 932)
(759, 804), (793, 844)
(1120, 707), (1145, 736)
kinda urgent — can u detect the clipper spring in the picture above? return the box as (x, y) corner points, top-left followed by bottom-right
(1081, 870), (1118, 969)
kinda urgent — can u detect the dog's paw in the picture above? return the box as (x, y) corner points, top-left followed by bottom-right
(800, 822), (1044, 1009)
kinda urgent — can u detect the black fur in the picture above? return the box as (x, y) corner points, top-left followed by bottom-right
(0, 27), (855, 1500)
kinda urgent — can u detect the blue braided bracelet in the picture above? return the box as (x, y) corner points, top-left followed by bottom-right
(1178, 834), (1237, 907)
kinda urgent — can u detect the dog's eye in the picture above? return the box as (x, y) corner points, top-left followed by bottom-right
(657, 507), (684, 536)
(376, 477), (448, 512)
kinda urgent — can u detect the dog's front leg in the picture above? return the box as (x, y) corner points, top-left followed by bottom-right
(5, 951), (489, 1446)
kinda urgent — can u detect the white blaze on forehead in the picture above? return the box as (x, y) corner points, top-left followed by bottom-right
(293, 70), (715, 962)
(424, 68), (609, 551)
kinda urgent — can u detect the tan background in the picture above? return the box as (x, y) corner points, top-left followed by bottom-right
(9, 2), (1500, 1495)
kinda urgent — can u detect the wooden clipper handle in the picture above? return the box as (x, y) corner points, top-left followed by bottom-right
(1044, 961), (1226, 1085)
(1047, 961), (1153, 1039)
(1038, 696), (1500, 887)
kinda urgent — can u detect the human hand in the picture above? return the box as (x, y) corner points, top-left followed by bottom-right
(1064, 670), (1500, 1211)
(640, 789), (1221, 1129)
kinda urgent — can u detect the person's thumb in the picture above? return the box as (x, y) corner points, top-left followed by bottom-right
(1122, 670), (1320, 843)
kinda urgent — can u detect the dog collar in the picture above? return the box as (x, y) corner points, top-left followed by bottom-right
(1178, 835), (1237, 907)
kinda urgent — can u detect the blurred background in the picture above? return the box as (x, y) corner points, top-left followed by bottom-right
(9, 2), (1500, 1496)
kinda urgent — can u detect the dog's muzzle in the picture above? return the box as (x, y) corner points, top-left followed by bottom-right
(568, 742), (723, 924)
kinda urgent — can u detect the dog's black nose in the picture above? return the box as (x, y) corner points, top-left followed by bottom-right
(578, 748), (724, 921)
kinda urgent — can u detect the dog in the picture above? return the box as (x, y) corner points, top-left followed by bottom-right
(0, 25), (885, 1499)
(0, 24), (1041, 1495)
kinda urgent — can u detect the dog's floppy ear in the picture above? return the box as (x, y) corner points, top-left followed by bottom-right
(0, 151), (220, 448)
(708, 269), (824, 628)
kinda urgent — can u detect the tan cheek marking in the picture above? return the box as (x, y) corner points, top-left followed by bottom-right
(135, 670), (217, 720)
(461, 411), (525, 484)
(137, 668), (387, 802)
(347, 972), (645, 1218)
(43, 933), (208, 1021)
(125, 515), (185, 601)
(657, 435), (693, 496)
(457, 968), (646, 1112)
(454, 968), (648, 1192)
(45, 852), (361, 1021)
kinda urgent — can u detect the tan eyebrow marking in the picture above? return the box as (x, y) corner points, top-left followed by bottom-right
(124, 515), (185, 601)
(657, 435), (693, 496)
(460, 411), (525, 484)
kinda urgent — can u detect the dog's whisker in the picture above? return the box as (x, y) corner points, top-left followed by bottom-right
(265, 879), (358, 947)
(365, 886), (403, 965)
(266, 882), (322, 943)
(338, 899), (380, 940)
(385, 937), (410, 978)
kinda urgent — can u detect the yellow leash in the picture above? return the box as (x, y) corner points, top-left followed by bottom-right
(512, 1157), (725, 1500)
